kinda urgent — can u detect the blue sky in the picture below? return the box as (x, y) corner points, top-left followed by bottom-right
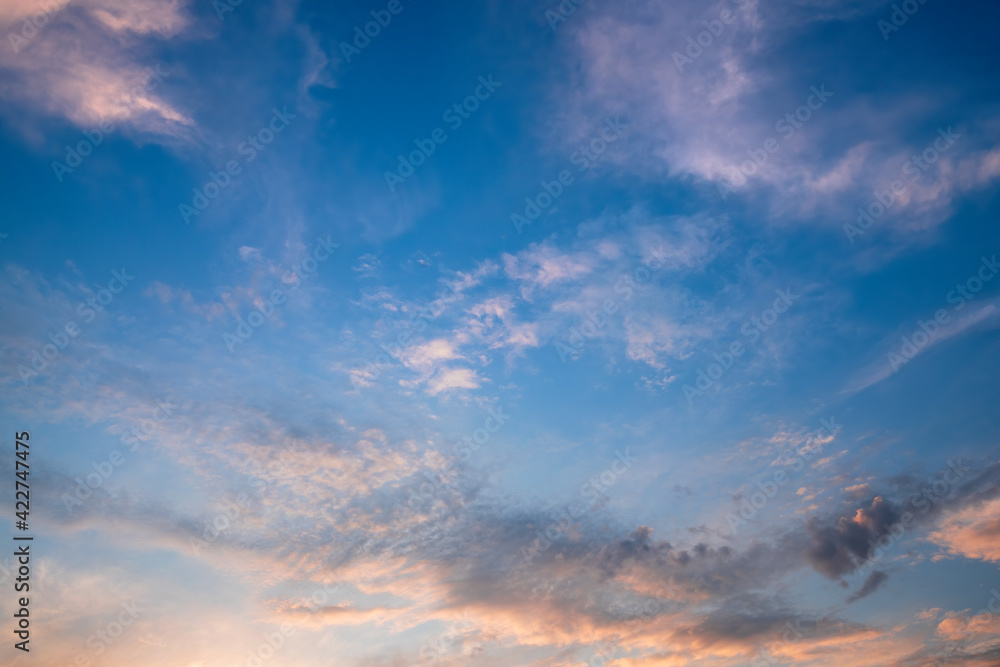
(1, 0), (1000, 665)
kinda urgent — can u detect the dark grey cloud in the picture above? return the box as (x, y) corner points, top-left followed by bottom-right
(806, 495), (901, 578)
(847, 569), (889, 603)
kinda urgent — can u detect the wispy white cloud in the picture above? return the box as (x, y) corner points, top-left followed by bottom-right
(0, 0), (193, 137)
(548, 0), (1000, 241)
(843, 299), (1000, 396)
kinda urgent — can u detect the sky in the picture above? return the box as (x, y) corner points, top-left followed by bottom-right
(0, 0), (999, 665)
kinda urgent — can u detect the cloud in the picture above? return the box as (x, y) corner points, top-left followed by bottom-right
(353, 253), (382, 278)
(239, 246), (263, 262)
(13, 376), (997, 667)
(935, 609), (1000, 642)
(847, 570), (889, 604)
(805, 496), (900, 578)
(843, 299), (1000, 396)
(425, 367), (481, 395)
(844, 483), (873, 499)
(346, 208), (725, 395)
(549, 0), (1000, 239)
(502, 244), (598, 297)
(623, 308), (700, 371)
(0, 0), (192, 137)
(916, 608), (942, 622)
(400, 338), (461, 373)
(929, 496), (1000, 563)
(0, 0), (72, 24)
